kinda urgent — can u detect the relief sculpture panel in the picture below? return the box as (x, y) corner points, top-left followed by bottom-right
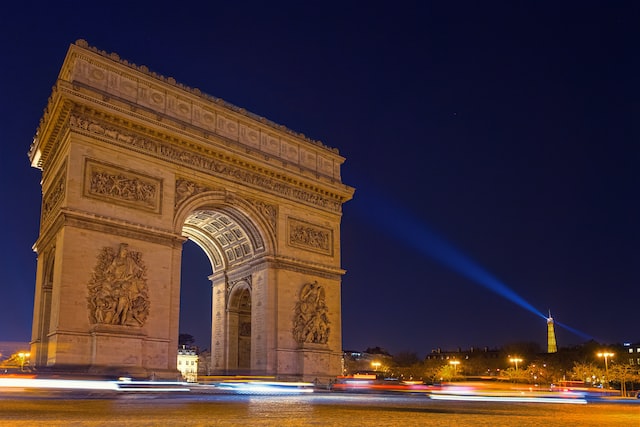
(87, 243), (150, 327)
(83, 159), (162, 213)
(292, 281), (330, 345)
(42, 162), (67, 224)
(287, 217), (333, 256)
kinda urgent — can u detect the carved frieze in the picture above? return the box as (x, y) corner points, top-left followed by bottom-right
(175, 178), (211, 208)
(287, 217), (333, 256)
(42, 162), (67, 224)
(292, 281), (330, 345)
(69, 112), (342, 213)
(87, 243), (150, 327)
(246, 198), (277, 233)
(83, 158), (162, 213)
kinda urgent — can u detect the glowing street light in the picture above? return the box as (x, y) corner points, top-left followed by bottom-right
(597, 352), (614, 378)
(509, 357), (523, 371)
(371, 361), (381, 371)
(449, 360), (460, 375)
(18, 352), (30, 372)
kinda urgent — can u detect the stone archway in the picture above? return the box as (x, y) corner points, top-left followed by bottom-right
(178, 198), (273, 376)
(228, 282), (251, 371)
(27, 40), (354, 381)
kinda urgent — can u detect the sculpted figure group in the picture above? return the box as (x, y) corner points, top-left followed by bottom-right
(88, 243), (150, 327)
(293, 281), (330, 345)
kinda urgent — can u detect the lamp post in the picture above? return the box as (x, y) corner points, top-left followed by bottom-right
(18, 352), (30, 372)
(371, 361), (381, 372)
(597, 352), (614, 380)
(449, 360), (460, 376)
(509, 357), (523, 372)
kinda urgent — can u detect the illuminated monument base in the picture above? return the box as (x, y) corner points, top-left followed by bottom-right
(27, 40), (354, 381)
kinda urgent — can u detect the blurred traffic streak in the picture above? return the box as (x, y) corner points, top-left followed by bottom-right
(428, 382), (587, 403)
(429, 393), (587, 403)
(331, 374), (433, 393)
(213, 380), (315, 394)
(330, 376), (605, 404)
(0, 375), (314, 395)
(0, 376), (190, 392)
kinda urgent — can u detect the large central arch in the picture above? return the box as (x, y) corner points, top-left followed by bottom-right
(177, 192), (276, 375)
(27, 40), (354, 381)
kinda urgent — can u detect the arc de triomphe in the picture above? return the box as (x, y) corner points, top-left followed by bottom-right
(27, 40), (354, 381)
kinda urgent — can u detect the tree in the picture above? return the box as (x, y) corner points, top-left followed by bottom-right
(365, 346), (390, 356)
(179, 333), (195, 347)
(437, 364), (461, 382)
(503, 341), (542, 355)
(422, 358), (445, 383)
(609, 362), (639, 397)
(392, 352), (420, 367)
(569, 361), (603, 387)
(500, 366), (528, 383)
(197, 350), (211, 376)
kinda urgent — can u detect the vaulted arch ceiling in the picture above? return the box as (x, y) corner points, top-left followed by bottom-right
(181, 208), (265, 272)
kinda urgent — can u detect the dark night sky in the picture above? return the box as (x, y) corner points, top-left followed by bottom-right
(1, 1), (638, 357)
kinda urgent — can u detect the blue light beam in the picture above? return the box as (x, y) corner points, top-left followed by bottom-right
(555, 321), (592, 341)
(352, 189), (546, 320)
(350, 186), (592, 340)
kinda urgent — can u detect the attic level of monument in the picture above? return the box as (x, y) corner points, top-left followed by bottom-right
(69, 40), (336, 151)
(29, 40), (346, 184)
(27, 40), (354, 381)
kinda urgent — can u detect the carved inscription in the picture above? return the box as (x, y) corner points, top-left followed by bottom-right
(84, 159), (162, 213)
(293, 281), (330, 345)
(87, 243), (150, 327)
(287, 218), (333, 256)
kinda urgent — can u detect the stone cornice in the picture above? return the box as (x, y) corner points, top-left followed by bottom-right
(64, 105), (351, 213)
(28, 86), (73, 171)
(31, 40), (354, 195)
(38, 207), (186, 249)
(249, 254), (346, 280)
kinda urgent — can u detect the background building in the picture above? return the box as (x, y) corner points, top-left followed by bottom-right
(177, 346), (198, 382)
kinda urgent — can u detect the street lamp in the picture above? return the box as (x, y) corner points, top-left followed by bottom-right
(371, 361), (381, 371)
(597, 352), (614, 378)
(18, 352), (30, 372)
(509, 357), (523, 371)
(449, 360), (460, 375)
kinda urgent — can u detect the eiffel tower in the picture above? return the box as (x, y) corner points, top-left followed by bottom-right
(547, 310), (558, 353)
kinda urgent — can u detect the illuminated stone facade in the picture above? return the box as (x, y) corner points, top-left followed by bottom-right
(177, 346), (198, 382)
(28, 40), (354, 381)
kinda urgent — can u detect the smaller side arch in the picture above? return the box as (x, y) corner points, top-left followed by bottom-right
(227, 279), (252, 371)
(32, 247), (56, 367)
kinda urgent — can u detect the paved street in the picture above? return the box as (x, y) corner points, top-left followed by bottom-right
(0, 391), (637, 426)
